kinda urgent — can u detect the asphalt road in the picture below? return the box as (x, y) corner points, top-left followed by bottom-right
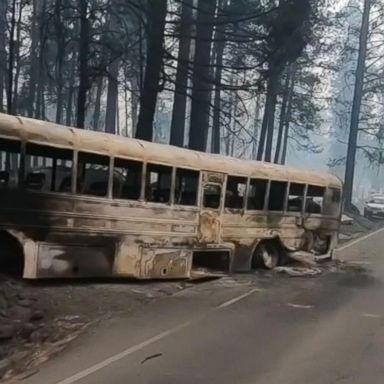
(13, 227), (384, 384)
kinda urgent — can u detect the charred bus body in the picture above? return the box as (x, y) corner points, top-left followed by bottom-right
(0, 114), (342, 279)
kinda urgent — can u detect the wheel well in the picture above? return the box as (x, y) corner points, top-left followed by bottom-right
(192, 250), (231, 272)
(251, 238), (285, 269)
(0, 231), (25, 277)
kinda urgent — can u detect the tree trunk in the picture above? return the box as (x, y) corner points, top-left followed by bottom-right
(252, 94), (262, 160)
(224, 77), (235, 155)
(280, 64), (296, 165)
(7, 0), (17, 115)
(35, 0), (47, 119)
(27, 0), (40, 117)
(256, 71), (279, 161)
(93, 76), (103, 130)
(138, 19), (144, 93)
(124, 86), (128, 136)
(344, 0), (371, 211)
(130, 77), (139, 137)
(12, 0), (23, 113)
(169, 0), (193, 147)
(281, 118), (291, 165)
(105, 57), (120, 134)
(65, 54), (76, 126)
(264, 71), (279, 163)
(55, 0), (65, 124)
(76, 0), (89, 128)
(66, 85), (74, 126)
(274, 69), (292, 164)
(211, 0), (226, 154)
(188, 0), (216, 152)
(135, 0), (167, 141)
(0, 0), (6, 113)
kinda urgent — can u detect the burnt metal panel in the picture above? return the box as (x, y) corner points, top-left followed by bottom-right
(140, 247), (192, 279)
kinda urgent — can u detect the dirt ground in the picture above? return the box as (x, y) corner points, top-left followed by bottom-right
(0, 214), (382, 381)
(0, 276), (191, 381)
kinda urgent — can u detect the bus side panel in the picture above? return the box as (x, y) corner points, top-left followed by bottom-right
(221, 212), (340, 271)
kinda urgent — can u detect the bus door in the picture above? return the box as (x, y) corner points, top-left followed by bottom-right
(198, 171), (225, 244)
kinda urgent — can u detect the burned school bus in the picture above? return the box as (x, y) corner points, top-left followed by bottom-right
(0, 113), (342, 279)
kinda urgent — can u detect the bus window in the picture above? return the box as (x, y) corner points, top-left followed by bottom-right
(175, 168), (199, 206)
(203, 184), (221, 209)
(287, 183), (305, 212)
(268, 181), (287, 211)
(0, 138), (20, 189)
(78, 152), (109, 197)
(247, 179), (267, 210)
(113, 158), (142, 200)
(145, 164), (172, 203)
(225, 176), (247, 209)
(305, 185), (325, 214)
(26, 144), (73, 192)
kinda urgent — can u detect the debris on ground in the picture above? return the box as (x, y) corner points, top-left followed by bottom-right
(341, 214), (354, 225)
(339, 213), (381, 244)
(0, 275), (89, 381)
(275, 266), (322, 277)
(286, 251), (319, 267)
(0, 275), (186, 381)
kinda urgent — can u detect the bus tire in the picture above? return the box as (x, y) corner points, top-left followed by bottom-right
(252, 242), (279, 270)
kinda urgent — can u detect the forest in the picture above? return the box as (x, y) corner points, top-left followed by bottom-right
(0, 0), (383, 208)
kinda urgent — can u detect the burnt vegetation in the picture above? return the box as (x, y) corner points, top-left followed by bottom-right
(0, 0), (382, 207)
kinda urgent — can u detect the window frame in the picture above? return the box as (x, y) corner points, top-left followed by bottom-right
(224, 175), (248, 211)
(24, 143), (74, 194)
(246, 177), (270, 212)
(0, 137), (23, 190)
(202, 182), (223, 211)
(14, 141), (78, 196)
(267, 180), (288, 213)
(286, 182), (306, 214)
(173, 167), (201, 208)
(144, 162), (174, 206)
(76, 151), (111, 198)
(305, 184), (326, 215)
(111, 156), (144, 202)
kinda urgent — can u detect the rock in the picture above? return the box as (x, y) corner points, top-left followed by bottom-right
(0, 357), (13, 379)
(29, 329), (50, 343)
(275, 266), (322, 277)
(0, 324), (15, 340)
(57, 315), (81, 322)
(17, 299), (34, 308)
(0, 295), (7, 311)
(10, 350), (30, 364)
(17, 292), (37, 302)
(20, 323), (37, 339)
(8, 305), (33, 322)
(30, 310), (44, 322)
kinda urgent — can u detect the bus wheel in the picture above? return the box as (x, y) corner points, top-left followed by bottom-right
(252, 242), (279, 270)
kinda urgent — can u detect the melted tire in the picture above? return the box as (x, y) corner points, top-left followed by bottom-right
(252, 242), (279, 270)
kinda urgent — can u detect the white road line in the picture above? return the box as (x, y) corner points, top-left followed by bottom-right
(338, 226), (384, 251)
(348, 261), (372, 265)
(362, 313), (382, 319)
(54, 287), (259, 384)
(287, 303), (314, 309)
(216, 288), (262, 309)
(54, 323), (192, 384)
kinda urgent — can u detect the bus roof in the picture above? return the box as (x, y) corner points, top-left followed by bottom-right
(0, 113), (342, 188)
